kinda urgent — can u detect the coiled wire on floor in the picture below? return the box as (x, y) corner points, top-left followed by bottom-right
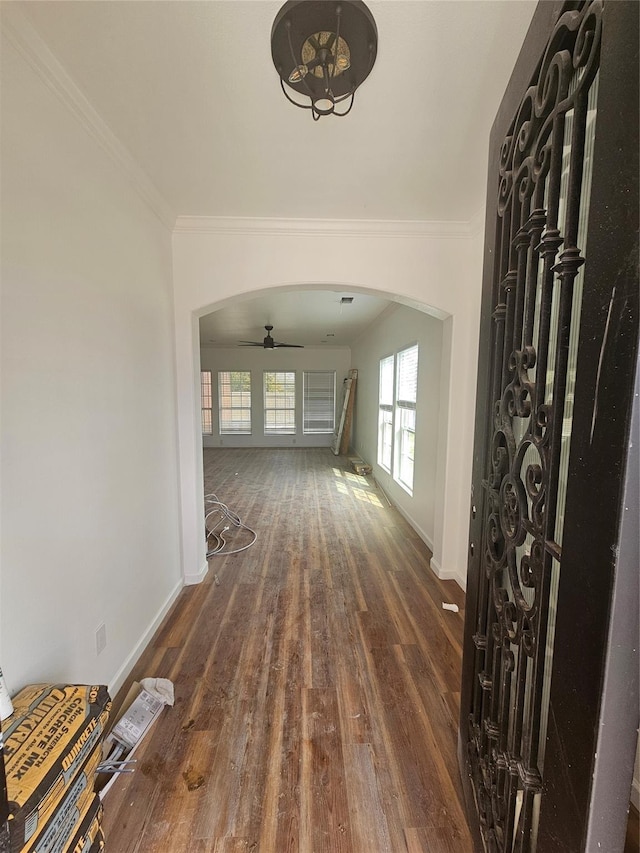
(204, 493), (257, 557)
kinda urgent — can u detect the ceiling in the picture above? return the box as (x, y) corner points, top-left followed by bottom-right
(199, 288), (394, 348)
(11, 0), (537, 345)
(16, 0), (536, 223)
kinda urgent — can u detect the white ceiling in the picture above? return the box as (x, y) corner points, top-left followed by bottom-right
(199, 288), (394, 348)
(12, 0), (537, 345)
(16, 0), (536, 222)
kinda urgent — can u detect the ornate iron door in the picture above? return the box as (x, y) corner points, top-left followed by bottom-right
(459, 2), (639, 851)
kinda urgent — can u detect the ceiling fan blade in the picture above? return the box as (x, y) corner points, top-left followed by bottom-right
(237, 326), (303, 348)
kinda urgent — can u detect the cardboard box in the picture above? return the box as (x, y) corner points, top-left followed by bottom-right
(349, 457), (372, 476)
(110, 687), (164, 750)
(97, 683), (166, 799)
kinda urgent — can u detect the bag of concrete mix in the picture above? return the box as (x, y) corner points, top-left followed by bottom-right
(2, 685), (110, 852)
(21, 746), (102, 853)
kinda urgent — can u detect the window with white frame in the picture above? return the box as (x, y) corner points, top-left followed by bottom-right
(201, 370), (213, 435)
(378, 355), (394, 471)
(218, 371), (251, 434)
(394, 345), (418, 492)
(303, 371), (336, 434)
(264, 371), (296, 434)
(377, 345), (419, 493)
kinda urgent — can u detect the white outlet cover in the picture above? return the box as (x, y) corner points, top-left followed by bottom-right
(96, 623), (107, 655)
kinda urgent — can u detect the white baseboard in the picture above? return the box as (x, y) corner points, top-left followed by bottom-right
(108, 579), (182, 698)
(184, 560), (209, 586)
(430, 557), (442, 574)
(370, 475), (468, 592)
(429, 557), (467, 591)
(382, 492), (434, 553)
(379, 491), (468, 591)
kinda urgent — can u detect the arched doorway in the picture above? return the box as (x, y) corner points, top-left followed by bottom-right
(195, 285), (451, 583)
(171, 218), (483, 592)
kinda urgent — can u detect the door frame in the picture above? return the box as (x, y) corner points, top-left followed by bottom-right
(459, 1), (639, 850)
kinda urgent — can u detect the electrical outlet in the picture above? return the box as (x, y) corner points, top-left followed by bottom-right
(96, 623), (107, 656)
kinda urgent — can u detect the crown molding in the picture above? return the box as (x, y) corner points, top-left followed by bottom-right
(1, 7), (486, 240)
(173, 215), (481, 239)
(2, 7), (176, 231)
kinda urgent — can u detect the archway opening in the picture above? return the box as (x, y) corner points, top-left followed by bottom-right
(193, 282), (453, 583)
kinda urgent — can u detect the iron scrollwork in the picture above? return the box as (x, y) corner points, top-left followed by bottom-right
(467, 3), (602, 851)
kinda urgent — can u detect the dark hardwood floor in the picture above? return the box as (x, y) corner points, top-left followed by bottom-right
(101, 447), (473, 851)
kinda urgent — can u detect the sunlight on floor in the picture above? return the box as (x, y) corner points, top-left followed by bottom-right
(333, 467), (383, 507)
(354, 490), (383, 507)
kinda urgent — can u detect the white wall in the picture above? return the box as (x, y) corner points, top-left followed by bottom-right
(173, 219), (484, 590)
(200, 346), (351, 448)
(0, 31), (182, 695)
(350, 304), (444, 554)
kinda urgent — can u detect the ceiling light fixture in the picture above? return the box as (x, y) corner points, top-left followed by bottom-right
(271, 0), (378, 121)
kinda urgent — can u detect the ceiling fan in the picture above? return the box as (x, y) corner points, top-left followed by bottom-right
(238, 325), (304, 349)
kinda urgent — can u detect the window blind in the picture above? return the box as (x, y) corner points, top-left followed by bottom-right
(201, 370), (213, 435)
(396, 345), (418, 405)
(303, 371), (336, 434)
(379, 355), (394, 406)
(218, 371), (251, 434)
(264, 371), (296, 435)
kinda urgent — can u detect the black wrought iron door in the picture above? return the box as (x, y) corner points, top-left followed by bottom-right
(459, 2), (639, 852)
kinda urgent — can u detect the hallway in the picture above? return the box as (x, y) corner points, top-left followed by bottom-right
(102, 448), (472, 851)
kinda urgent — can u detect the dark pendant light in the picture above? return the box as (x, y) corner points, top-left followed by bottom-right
(271, 0), (378, 120)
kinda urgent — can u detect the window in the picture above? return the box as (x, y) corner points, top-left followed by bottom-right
(218, 371), (251, 434)
(303, 371), (336, 434)
(395, 345), (418, 492)
(264, 371), (296, 434)
(201, 370), (213, 435)
(378, 355), (394, 471)
(377, 345), (419, 493)
(396, 407), (416, 489)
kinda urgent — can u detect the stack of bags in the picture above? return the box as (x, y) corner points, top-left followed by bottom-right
(1, 684), (111, 853)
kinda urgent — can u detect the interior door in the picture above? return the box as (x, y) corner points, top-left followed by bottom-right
(458, 2), (639, 851)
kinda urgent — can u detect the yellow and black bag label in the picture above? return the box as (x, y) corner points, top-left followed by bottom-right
(63, 794), (103, 853)
(1, 728), (9, 826)
(2, 685), (110, 851)
(22, 747), (101, 853)
(31, 770), (89, 853)
(84, 825), (104, 853)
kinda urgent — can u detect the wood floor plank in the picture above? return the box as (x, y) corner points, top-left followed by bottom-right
(388, 567), (465, 694)
(300, 688), (353, 853)
(343, 743), (394, 853)
(255, 640), (295, 853)
(102, 448), (473, 852)
(400, 643), (463, 800)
